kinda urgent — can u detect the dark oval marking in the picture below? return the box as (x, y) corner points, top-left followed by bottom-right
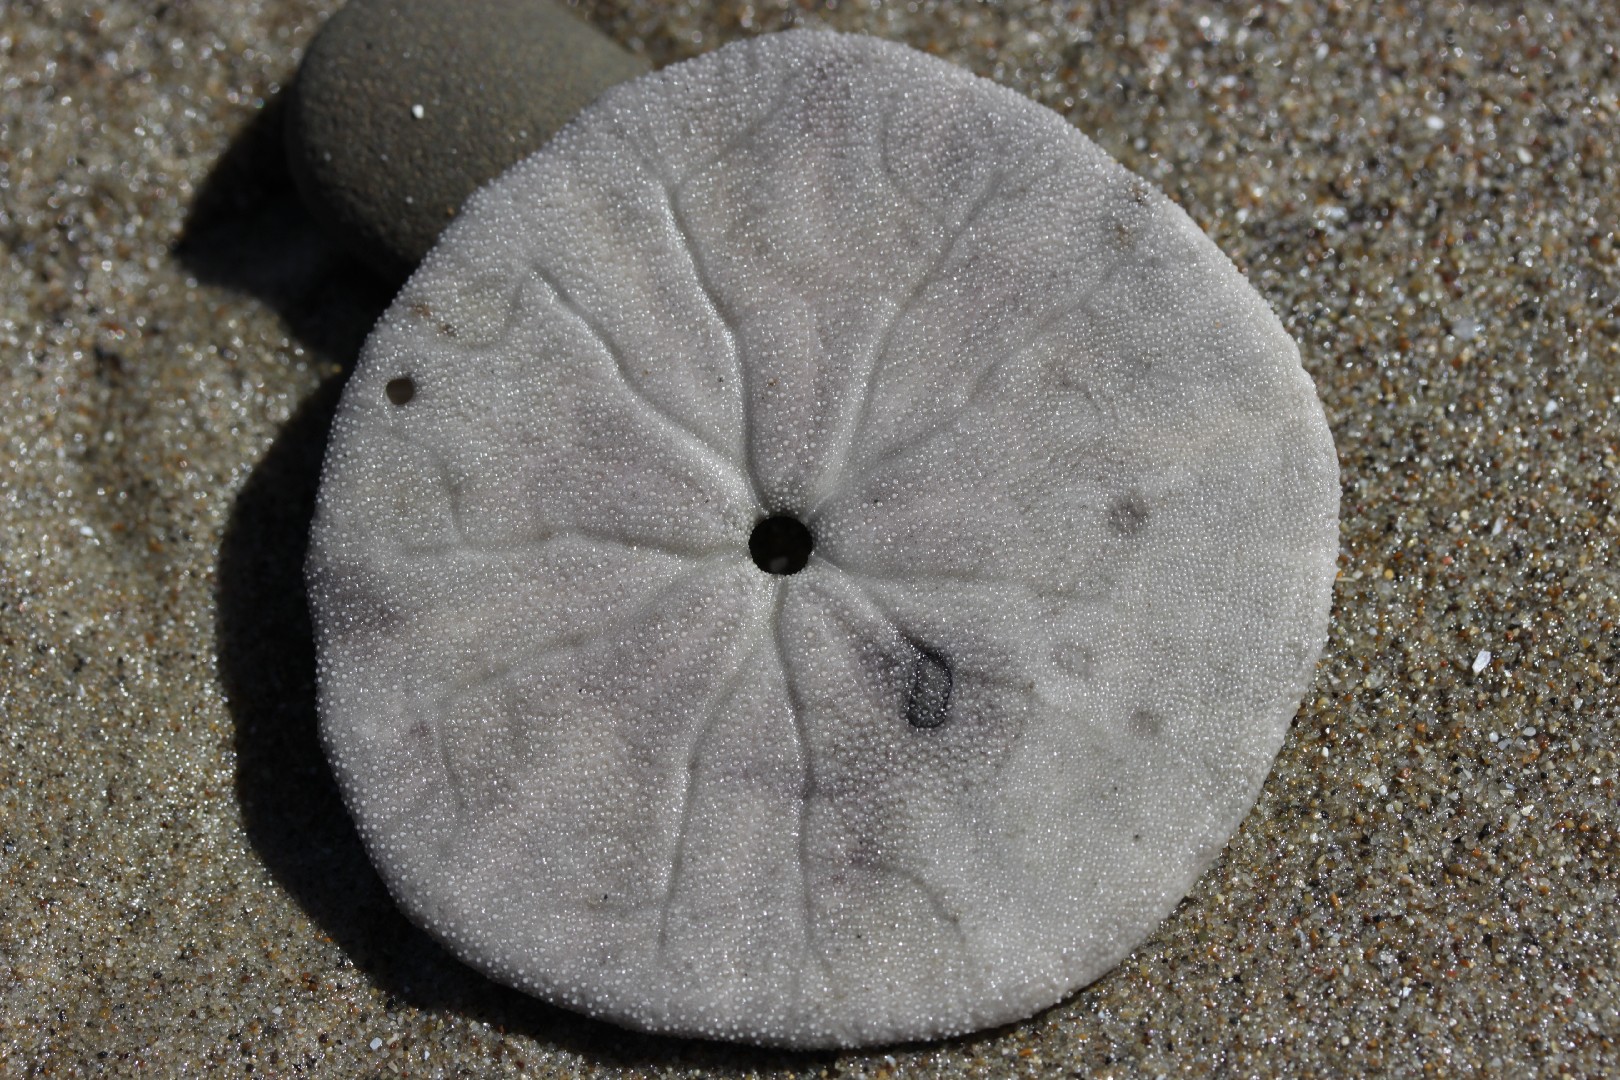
(906, 645), (953, 729)
(1128, 708), (1166, 739)
(1108, 492), (1149, 537)
(385, 376), (416, 406)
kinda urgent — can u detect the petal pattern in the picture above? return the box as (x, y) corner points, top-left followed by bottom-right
(308, 30), (1339, 1049)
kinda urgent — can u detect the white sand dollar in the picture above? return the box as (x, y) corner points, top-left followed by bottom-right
(307, 30), (1339, 1048)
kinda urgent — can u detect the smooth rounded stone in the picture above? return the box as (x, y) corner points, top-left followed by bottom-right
(306, 31), (1340, 1048)
(286, 0), (649, 279)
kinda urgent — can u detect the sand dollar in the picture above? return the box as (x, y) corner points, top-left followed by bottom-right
(307, 30), (1339, 1048)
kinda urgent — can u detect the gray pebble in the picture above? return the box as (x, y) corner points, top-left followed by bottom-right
(286, 0), (649, 279)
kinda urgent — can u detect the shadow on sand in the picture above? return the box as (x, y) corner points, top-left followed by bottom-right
(189, 89), (846, 1074)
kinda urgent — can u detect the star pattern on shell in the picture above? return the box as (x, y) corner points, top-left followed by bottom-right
(307, 30), (1339, 1048)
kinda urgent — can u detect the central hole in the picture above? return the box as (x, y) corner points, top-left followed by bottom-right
(749, 515), (813, 575)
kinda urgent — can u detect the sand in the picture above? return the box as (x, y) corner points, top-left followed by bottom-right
(1, 1), (1615, 1075)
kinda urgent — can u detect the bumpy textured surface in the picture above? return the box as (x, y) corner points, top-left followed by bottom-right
(307, 30), (1338, 1048)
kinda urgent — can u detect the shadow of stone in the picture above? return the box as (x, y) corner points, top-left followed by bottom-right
(173, 94), (400, 359)
(196, 88), (836, 1074)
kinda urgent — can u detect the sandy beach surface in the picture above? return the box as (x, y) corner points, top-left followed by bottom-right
(2, 1), (1615, 1075)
